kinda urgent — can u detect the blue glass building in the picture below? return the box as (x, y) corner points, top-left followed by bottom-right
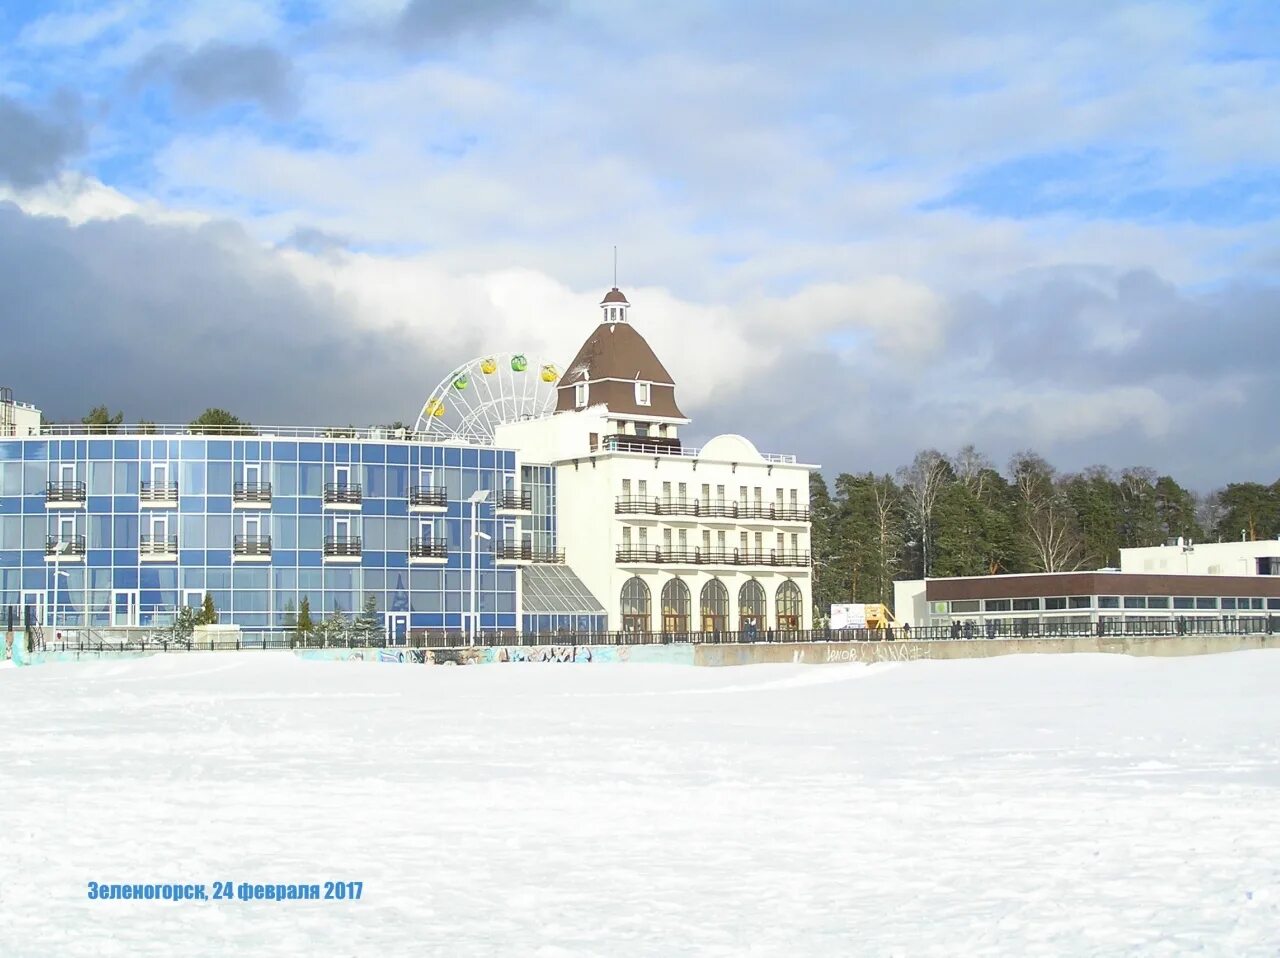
(0, 431), (562, 639)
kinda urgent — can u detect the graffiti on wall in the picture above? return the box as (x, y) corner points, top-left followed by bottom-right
(296, 644), (696, 666)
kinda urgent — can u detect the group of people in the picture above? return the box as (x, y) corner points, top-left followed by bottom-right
(950, 619), (999, 641)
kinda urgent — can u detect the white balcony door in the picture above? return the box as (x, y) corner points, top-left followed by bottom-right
(243, 514), (262, 539)
(150, 514), (169, 542)
(243, 462), (261, 486)
(386, 613), (409, 646)
(333, 515), (351, 541)
(152, 462), (169, 487)
(417, 517), (434, 542)
(59, 462), (76, 485)
(111, 590), (138, 627)
(21, 590), (45, 626)
(334, 465), (351, 489)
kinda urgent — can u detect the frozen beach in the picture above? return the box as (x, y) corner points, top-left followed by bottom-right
(2, 650), (1278, 956)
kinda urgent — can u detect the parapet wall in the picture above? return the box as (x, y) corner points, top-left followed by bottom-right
(6, 634), (1275, 669)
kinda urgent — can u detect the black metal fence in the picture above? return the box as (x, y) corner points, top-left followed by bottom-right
(20, 615), (1280, 654)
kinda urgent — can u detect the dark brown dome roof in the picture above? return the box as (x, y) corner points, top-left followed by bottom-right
(556, 320), (685, 419)
(600, 287), (629, 305)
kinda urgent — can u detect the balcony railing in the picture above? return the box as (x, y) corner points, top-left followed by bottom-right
(497, 490), (532, 511)
(323, 535), (362, 557)
(139, 534), (179, 555)
(139, 481), (178, 501)
(615, 546), (811, 567)
(409, 486), (447, 508)
(233, 534), (273, 556)
(495, 542), (565, 564)
(44, 534), (86, 556)
(614, 497), (810, 522)
(233, 481), (273, 503)
(323, 483), (363, 505)
(409, 537), (449, 559)
(45, 481), (87, 504)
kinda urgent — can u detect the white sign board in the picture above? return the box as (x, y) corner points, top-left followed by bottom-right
(830, 603), (867, 631)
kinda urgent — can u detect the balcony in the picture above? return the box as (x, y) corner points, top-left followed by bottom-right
(139, 481), (179, 507)
(44, 534), (86, 561)
(495, 541), (565, 564)
(45, 481), (87, 508)
(614, 497), (810, 522)
(233, 534), (273, 561)
(323, 483), (363, 508)
(409, 537), (449, 563)
(496, 490), (532, 513)
(139, 534), (179, 561)
(323, 535), (362, 561)
(409, 486), (447, 512)
(233, 480), (273, 507)
(600, 434), (684, 455)
(614, 546), (811, 568)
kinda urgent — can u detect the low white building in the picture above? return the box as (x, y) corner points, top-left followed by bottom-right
(497, 287), (816, 634)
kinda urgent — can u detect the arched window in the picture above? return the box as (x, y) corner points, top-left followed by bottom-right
(700, 578), (729, 632)
(661, 578), (691, 633)
(738, 579), (766, 632)
(620, 576), (651, 633)
(776, 580), (802, 630)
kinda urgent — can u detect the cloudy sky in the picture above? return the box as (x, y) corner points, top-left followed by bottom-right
(1, 1), (1277, 489)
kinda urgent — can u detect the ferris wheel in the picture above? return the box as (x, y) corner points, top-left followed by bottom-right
(414, 352), (561, 443)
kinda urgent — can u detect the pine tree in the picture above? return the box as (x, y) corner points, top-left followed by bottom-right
(196, 592), (218, 625)
(353, 595), (381, 645)
(296, 597), (314, 643)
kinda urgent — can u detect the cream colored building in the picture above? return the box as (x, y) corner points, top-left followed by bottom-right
(497, 287), (816, 634)
(0, 388), (41, 436)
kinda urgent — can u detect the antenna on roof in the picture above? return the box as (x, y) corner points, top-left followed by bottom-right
(613, 245), (618, 287)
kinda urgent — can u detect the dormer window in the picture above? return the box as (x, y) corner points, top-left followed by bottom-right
(635, 381), (651, 406)
(575, 382), (589, 408)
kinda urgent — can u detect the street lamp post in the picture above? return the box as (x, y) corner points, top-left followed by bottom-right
(467, 490), (491, 645)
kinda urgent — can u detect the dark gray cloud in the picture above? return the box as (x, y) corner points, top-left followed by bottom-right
(397, 0), (551, 47)
(692, 270), (1280, 491)
(0, 204), (447, 427)
(134, 42), (296, 116)
(0, 94), (85, 188)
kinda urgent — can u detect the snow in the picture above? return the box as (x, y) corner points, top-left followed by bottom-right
(2, 650), (1279, 956)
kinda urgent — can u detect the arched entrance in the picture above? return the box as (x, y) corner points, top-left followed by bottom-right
(700, 578), (728, 632)
(661, 578), (691, 633)
(776, 580), (802, 630)
(620, 576), (651, 633)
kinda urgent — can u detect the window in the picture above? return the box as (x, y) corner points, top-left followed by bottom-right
(1220, 597), (1237, 610)
(1173, 597), (1194, 610)
(622, 478), (631, 496)
(1098, 596), (1120, 609)
(950, 599), (980, 614)
(1044, 597), (1067, 610)
(1012, 598), (1039, 611)
(574, 382), (588, 408)
(635, 382), (651, 406)
(1068, 596), (1091, 609)
(1269, 599), (1280, 610)
(1123, 597), (1145, 609)
(1195, 597), (1217, 610)
(1146, 596), (1170, 609)
(984, 599), (1011, 612)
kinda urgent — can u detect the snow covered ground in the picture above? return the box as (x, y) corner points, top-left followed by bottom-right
(2, 651), (1278, 957)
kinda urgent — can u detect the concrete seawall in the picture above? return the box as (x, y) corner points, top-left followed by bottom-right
(694, 634), (1279, 667)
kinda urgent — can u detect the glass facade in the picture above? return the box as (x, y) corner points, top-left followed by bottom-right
(0, 436), (519, 635)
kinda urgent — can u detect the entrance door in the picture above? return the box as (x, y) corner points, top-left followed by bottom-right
(21, 590), (45, 627)
(386, 613), (409, 647)
(112, 590), (139, 627)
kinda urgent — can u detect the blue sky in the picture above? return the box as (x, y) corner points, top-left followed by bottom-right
(1, 0), (1278, 489)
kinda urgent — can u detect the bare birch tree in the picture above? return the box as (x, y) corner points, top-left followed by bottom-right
(897, 450), (949, 577)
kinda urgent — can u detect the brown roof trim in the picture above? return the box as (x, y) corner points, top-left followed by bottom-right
(600, 287), (629, 304)
(925, 572), (1280, 600)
